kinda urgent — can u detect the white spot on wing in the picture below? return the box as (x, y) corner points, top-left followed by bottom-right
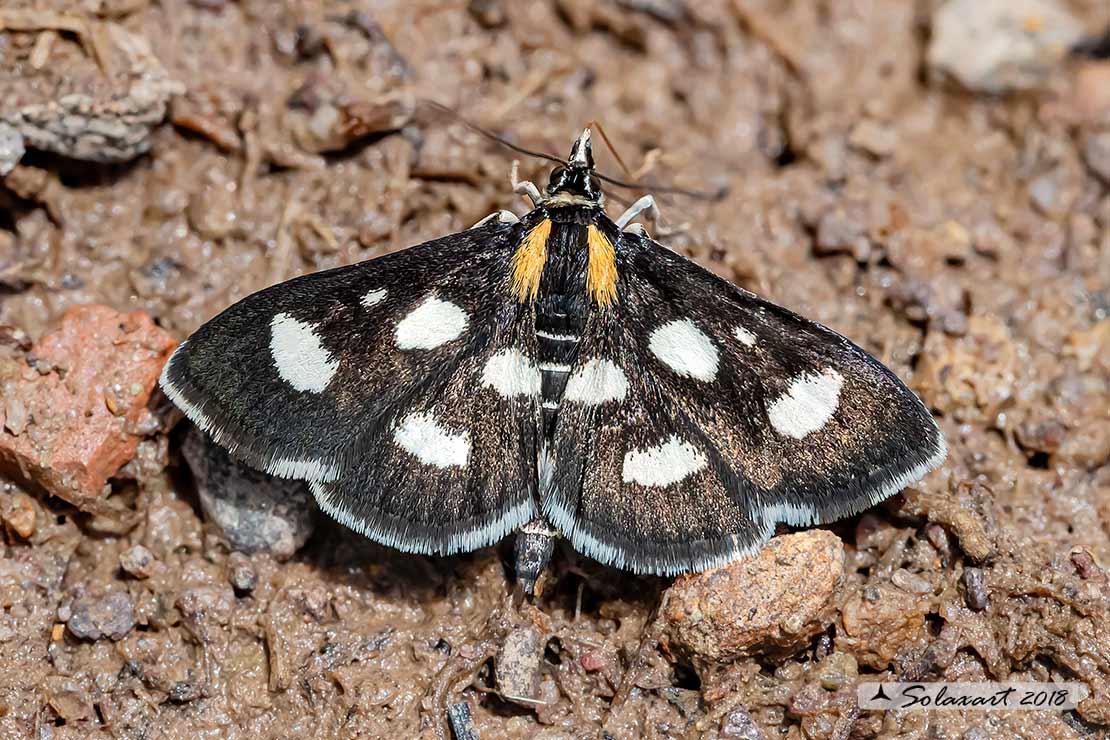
(768, 369), (844, 439)
(563, 358), (628, 405)
(392, 411), (470, 468)
(733, 326), (757, 346)
(482, 348), (541, 397)
(361, 288), (387, 308)
(395, 296), (469, 350)
(648, 319), (719, 381)
(269, 313), (339, 393)
(622, 435), (708, 488)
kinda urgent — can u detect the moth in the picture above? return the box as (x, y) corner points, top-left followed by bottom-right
(160, 130), (945, 592)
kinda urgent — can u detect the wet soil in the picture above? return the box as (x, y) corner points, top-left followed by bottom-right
(2, 1), (1110, 738)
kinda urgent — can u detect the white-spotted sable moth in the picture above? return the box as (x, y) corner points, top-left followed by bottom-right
(160, 129), (945, 593)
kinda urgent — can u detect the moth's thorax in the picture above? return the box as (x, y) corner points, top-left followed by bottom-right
(509, 206), (619, 309)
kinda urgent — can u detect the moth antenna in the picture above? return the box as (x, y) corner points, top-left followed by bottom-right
(420, 100), (726, 201)
(584, 119), (633, 178)
(584, 120), (726, 201)
(419, 100), (567, 166)
(594, 171), (728, 202)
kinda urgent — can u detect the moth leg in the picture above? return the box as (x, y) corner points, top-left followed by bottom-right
(470, 209), (519, 229)
(511, 160), (543, 207)
(615, 194), (658, 230)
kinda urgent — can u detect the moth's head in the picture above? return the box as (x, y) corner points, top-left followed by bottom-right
(545, 129), (602, 204)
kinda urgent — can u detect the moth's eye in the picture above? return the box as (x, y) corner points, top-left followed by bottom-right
(589, 175), (601, 193)
(549, 166), (566, 182)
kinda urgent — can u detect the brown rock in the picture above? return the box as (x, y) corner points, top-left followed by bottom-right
(0, 306), (175, 510)
(898, 481), (999, 563)
(663, 531), (845, 662)
(838, 584), (931, 669)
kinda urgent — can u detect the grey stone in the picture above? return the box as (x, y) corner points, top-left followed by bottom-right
(927, 0), (1083, 94)
(183, 428), (315, 560)
(67, 591), (136, 641)
(0, 23), (182, 163)
(119, 544), (156, 579)
(963, 567), (989, 611)
(720, 708), (765, 740)
(0, 123), (24, 175)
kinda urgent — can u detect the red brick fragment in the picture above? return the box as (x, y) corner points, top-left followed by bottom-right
(0, 305), (175, 509)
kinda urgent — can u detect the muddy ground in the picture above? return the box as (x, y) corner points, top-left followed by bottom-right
(2, 1), (1110, 738)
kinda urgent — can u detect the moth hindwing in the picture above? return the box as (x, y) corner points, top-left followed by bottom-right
(161, 128), (944, 576)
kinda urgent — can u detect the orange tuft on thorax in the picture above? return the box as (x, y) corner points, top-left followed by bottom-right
(586, 225), (618, 307)
(511, 219), (551, 302)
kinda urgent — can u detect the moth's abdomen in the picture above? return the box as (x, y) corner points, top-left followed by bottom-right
(536, 304), (585, 439)
(532, 218), (593, 439)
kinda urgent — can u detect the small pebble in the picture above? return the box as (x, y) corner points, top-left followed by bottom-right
(891, 568), (934, 594)
(789, 682), (830, 716)
(1029, 173), (1061, 216)
(848, 119), (898, 158)
(228, 552), (258, 595)
(580, 650), (606, 673)
(67, 592), (137, 641)
(963, 567), (989, 611)
(1070, 549), (1107, 583)
(496, 625), (544, 702)
(924, 523), (951, 561)
(3, 492), (37, 538)
(720, 707), (765, 739)
(854, 513), (895, 551)
(660, 687), (703, 719)
(1082, 132), (1110, 185)
(815, 208), (870, 261)
(817, 651), (858, 690)
(119, 545), (156, 579)
(0, 122), (24, 176)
